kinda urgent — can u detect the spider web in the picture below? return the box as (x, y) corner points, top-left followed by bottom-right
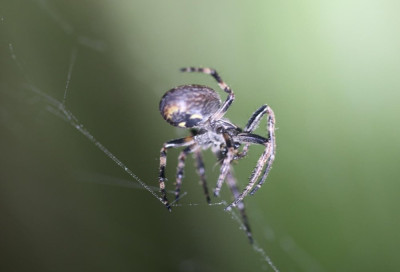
(1, 1), (326, 271)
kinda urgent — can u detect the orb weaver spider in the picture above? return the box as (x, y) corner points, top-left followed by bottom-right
(158, 67), (276, 242)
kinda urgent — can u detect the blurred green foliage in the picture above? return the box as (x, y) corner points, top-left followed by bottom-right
(1, 1), (400, 271)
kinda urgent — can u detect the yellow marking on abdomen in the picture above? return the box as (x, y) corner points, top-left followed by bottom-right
(189, 113), (203, 120)
(164, 105), (180, 119)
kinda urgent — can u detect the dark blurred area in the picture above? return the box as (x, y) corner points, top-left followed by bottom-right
(1, 1), (400, 271)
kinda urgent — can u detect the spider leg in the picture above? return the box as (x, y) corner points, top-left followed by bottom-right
(176, 143), (211, 204)
(226, 169), (253, 243)
(236, 104), (273, 159)
(225, 134), (271, 210)
(249, 105), (276, 195)
(193, 150), (211, 204)
(159, 136), (195, 211)
(214, 133), (235, 197)
(180, 67), (234, 121)
(225, 110), (276, 211)
(244, 104), (273, 133)
(175, 144), (198, 202)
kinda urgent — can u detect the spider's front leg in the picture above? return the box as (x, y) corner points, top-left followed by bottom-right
(236, 104), (274, 159)
(248, 105), (276, 195)
(226, 105), (276, 210)
(159, 136), (195, 211)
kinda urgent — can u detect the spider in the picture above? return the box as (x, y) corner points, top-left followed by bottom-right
(158, 67), (276, 242)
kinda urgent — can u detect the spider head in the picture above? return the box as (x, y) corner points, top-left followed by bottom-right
(159, 84), (221, 128)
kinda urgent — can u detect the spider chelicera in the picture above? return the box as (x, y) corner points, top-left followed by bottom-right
(158, 67), (276, 242)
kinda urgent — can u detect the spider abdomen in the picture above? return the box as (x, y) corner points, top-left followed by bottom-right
(159, 84), (221, 128)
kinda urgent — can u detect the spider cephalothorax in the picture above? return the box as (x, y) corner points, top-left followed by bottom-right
(158, 67), (276, 242)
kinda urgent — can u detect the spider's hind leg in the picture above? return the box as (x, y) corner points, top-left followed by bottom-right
(180, 67), (235, 121)
(159, 136), (195, 211)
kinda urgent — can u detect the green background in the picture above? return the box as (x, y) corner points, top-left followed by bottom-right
(1, 1), (399, 271)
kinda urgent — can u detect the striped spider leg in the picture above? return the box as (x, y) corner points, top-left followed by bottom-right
(158, 67), (276, 242)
